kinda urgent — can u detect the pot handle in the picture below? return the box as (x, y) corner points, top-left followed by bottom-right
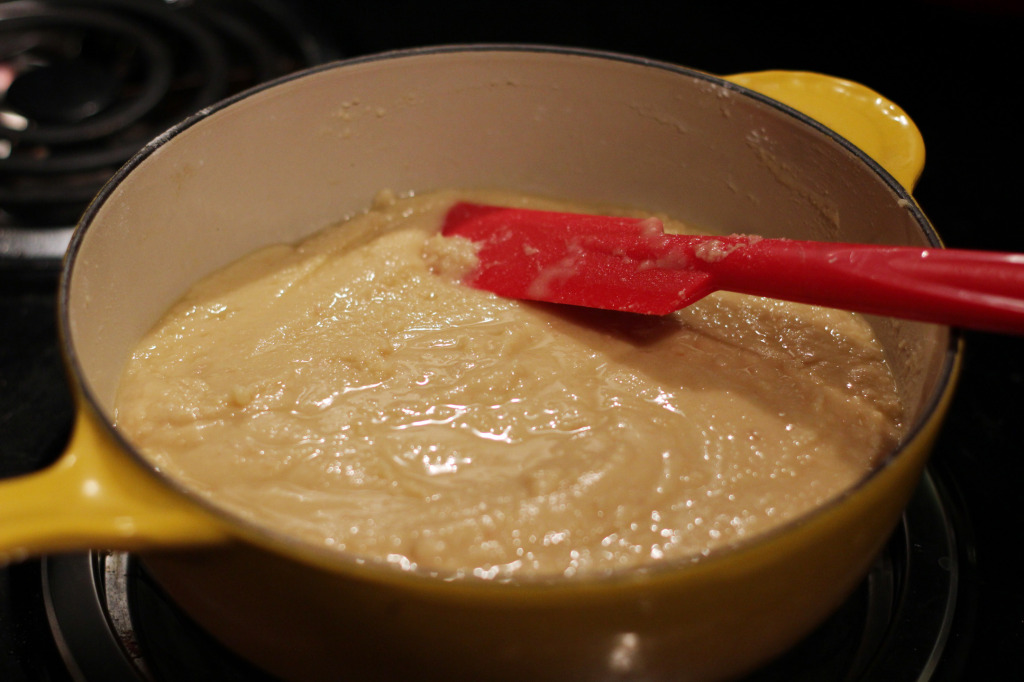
(725, 71), (925, 191)
(0, 404), (228, 565)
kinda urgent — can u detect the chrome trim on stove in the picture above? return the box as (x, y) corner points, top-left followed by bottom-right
(0, 226), (72, 262)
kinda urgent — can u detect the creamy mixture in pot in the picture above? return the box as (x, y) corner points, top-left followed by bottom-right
(114, 189), (903, 579)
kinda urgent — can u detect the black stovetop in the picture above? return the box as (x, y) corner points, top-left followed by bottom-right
(2, 1), (1022, 680)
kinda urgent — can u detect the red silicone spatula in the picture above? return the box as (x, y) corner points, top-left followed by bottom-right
(441, 202), (1024, 334)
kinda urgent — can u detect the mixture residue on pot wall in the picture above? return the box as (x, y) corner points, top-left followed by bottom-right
(114, 189), (903, 580)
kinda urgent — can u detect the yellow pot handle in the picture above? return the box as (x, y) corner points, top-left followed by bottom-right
(725, 71), (925, 191)
(0, 402), (227, 565)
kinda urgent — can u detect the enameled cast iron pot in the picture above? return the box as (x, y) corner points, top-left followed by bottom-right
(0, 46), (958, 681)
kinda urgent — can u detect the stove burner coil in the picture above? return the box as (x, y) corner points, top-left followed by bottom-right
(0, 0), (336, 262)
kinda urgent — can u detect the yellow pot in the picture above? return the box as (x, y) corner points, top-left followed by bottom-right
(0, 46), (958, 681)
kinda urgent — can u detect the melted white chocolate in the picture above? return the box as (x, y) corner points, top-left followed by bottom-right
(114, 189), (903, 579)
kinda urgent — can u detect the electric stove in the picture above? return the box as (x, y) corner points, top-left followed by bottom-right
(2, 1), (1021, 680)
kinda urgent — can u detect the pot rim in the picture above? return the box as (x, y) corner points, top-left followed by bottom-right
(58, 43), (962, 588)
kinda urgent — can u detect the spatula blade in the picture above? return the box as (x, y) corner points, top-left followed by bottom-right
(441, 202), (712, 315)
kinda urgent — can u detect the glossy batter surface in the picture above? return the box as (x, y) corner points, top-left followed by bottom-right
(114, 190), (903, 579)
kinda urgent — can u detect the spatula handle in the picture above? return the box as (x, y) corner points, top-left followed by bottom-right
(705, 237), (1024, 334)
